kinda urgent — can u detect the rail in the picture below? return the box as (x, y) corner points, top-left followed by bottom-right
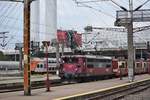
(0, 79), (61, 93)
(55, 78), (150, 100)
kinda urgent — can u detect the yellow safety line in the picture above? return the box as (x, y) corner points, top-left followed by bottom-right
(54, 77), (150, 100)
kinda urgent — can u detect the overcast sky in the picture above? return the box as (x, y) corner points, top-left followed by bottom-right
(0, 0), (150, 49)
(57, 0), (150, 32)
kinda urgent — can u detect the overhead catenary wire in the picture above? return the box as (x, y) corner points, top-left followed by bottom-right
(0, 2), (20, 28)
(133, 0), (150, 44)
(110, 0), (128, 11)
(92, 2), (116, 25)
(0, 2), (23, 49)
(0, 0), (58, 48)
(73, 0), (110, 4)
(0, 3), (13, 25)
(134, 0), (150, 11)
(75, 0), (150, 49)
(74, 1), (115, 18)
(0, 2), (15, 49)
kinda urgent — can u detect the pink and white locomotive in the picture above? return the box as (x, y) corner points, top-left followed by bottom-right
(59, 55), (150, 81)
(59, 55), (113, 81)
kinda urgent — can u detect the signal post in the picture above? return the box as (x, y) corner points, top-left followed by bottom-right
(42, 41), (50, 92)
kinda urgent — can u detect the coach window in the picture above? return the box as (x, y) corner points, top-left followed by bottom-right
(37, 64), (39, 68)
(121, 63), (125, 68)
(40, 64), (43, 68)
(144, 62), (147, 68)
(136, 62), (141, 68)
(87, 58), (94, 62)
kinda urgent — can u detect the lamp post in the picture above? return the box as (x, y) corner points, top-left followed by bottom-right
(42, 41), (50, 92)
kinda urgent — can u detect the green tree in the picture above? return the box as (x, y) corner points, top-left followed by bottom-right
(0, 51), (9, 61)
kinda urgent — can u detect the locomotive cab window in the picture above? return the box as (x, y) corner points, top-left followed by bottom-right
(62, 57), (78, 63)
(77, 65), (81, 68)
(106, 64), (111, 68)
(87, 64), (94, 68)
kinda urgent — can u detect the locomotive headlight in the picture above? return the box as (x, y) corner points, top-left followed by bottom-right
(75, 68), (78, 71)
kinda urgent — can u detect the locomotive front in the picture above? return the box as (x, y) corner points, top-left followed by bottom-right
(59, 55), (85, 81)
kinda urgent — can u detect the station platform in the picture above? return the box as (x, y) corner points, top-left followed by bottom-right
(0, 74), (150, 100)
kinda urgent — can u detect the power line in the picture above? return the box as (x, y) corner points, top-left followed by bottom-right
(110, 0), (127, 11)
(74, 0), (109, 4)
(0, 3), (12, 24)
(0, 2), (23, 47)
(0, 2), (20, 28)
(74, 1), (115, 18)
(134, 0), (150, 11)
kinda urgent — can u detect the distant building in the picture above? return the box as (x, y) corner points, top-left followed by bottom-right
(31, 0), (57, 44)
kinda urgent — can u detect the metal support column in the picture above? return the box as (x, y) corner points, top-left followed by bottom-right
(56, 42), (60, 75)
(19, 48), (23, 71)
(45, 43), (50, 92)
(61, 42), (64, 56)
(42, 41), (50, 92)
(127, 0), (134, 82)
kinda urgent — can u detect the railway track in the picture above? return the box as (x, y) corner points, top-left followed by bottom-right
(0, 79), (75, 93)
(88, 80), (150, 100)
(57, 78), (150, 100)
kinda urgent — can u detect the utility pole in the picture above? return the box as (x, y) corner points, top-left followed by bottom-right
(0, 0), (36, 95)
(23, 0), (31, 95)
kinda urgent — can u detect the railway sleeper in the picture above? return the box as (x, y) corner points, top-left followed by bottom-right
(88, 82), (150, 100)
(60, 79), (150, 100)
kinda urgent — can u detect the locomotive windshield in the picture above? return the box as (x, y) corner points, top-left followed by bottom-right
(62, 57), (78, 63)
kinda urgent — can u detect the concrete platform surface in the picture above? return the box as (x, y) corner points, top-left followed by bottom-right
(0, 74), (150, 100)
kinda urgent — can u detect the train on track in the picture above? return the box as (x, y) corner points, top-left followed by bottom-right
(31, 58), (58, 74)
(0, 58), (58, 74)
(0, 61), (19, 70)
(59, 55), (150, 82)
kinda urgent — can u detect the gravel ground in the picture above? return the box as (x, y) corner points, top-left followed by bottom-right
(119, 87), (150, 100)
